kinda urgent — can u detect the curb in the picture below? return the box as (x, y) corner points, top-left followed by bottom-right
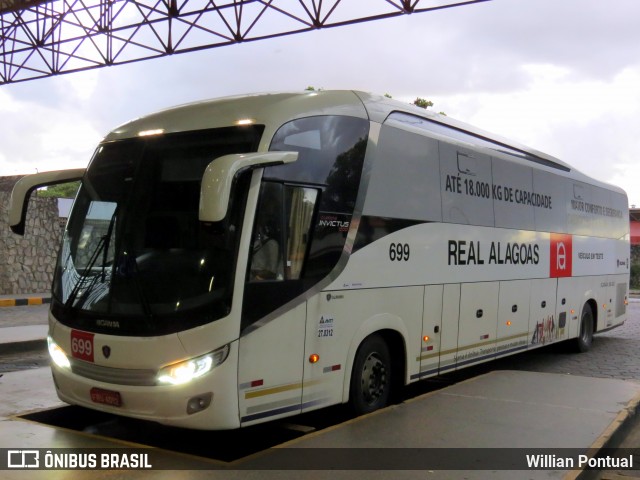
(0, 297), (51, 307)
(0, 338), (47, 356)
(565, 390), (640, 480)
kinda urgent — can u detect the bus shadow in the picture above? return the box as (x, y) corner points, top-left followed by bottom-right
(20, 403), (355, 462)
(20, 341), (597, 462)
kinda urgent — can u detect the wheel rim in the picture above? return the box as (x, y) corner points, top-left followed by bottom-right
(360, 352), (387, 406)
(580, 313), (592, 345)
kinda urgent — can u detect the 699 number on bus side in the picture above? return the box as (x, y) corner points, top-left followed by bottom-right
(389, 242), (410, 261)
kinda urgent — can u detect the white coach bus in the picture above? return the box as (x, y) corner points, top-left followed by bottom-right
(10, 91), (630, 429)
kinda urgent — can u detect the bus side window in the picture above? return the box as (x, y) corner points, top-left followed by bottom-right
(250, 183), (285, 281)
(249, 183), (318, 282)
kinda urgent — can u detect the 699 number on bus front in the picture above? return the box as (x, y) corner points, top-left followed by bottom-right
(71, 330), (95, 362)
(389, 242), (410, 262)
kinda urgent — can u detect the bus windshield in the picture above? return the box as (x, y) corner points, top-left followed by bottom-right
(51, 125), (263, 335)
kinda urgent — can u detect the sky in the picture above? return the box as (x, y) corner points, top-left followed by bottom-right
(1, 0), (639, 206)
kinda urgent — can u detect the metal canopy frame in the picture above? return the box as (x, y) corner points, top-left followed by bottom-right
(0, 0), (489, 85)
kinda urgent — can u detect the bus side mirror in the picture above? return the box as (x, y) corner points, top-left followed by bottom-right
(9, 168), (85, 235)
(199, 151), (298, 223)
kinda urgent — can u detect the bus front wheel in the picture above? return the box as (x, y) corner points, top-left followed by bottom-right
(349, 334), (391, 415)
(574, 304), (594, 353)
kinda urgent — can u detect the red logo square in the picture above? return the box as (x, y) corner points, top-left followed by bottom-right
(550, 233), (572, 278)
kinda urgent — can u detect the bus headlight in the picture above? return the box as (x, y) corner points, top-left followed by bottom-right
(157, 344), (230, 386)
(48, 336), (71, 369)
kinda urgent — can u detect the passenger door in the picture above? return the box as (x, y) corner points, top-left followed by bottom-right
(238, 182), (319, 426)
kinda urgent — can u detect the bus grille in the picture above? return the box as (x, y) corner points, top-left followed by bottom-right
(70, 359), (157, 386)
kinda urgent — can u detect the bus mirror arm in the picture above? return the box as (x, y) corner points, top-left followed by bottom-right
(9, 168), (85, 235)
(199, 151), (298, 223)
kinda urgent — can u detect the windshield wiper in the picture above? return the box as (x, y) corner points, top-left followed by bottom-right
(64, 208), (118, 311)
(63, 235), (106, 311)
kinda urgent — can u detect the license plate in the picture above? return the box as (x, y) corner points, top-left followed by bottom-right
(90, 387), (122, 407)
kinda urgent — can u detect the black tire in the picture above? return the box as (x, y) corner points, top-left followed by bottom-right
(349, 334), (392, 415)
(574, 304), (594, 353)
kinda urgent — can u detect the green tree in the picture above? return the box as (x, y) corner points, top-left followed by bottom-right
(413, 97), (434, 109)
(37, 181), (80, 198)
(412, 97), (446, 115)
(632, 263), (640, 289)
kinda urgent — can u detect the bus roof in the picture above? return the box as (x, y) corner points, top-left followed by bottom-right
(103, 91), (369, 152)
(102, 90), (625, 196)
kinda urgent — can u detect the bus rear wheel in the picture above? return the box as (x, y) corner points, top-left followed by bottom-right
(349, 334), (391, 415)
(574, 304), (594, 353)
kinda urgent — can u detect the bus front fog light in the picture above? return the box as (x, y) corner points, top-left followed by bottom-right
(187, 393), (213, 414)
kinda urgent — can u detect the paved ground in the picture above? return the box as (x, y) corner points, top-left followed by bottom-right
(0, 303), (49, 328)
(0, 304), (49, 372)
